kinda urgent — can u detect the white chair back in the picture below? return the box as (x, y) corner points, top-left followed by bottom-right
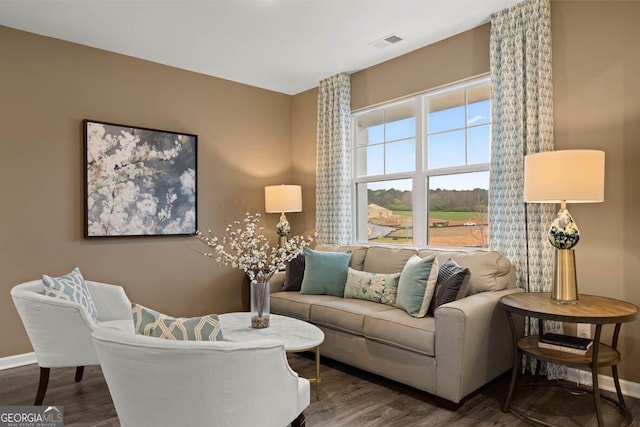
(92, 325), (310, 427)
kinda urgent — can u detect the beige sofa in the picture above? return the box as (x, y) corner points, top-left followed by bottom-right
(270, 244), (524, 405)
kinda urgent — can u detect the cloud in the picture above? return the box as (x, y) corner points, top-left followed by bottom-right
(468, 115), (485, 124)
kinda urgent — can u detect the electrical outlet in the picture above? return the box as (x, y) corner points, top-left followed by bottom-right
(579, 370), (593, 387)
(576, 323), (592, 387)
(577, 323), (591, 338)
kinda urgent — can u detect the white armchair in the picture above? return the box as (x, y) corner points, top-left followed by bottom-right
(92, 324), (310, 427)
(10, 280), (133, 404)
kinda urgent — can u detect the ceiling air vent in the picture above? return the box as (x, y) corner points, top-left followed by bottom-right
(369, 33), (404, 49)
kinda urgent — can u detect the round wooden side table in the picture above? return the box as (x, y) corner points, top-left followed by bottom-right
(500, 292), (638, 427)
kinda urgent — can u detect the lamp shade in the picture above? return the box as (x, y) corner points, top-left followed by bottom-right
(265, 185), (302, 213)
(523, 150), (605, 203)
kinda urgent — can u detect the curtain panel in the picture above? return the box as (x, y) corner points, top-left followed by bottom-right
(315, 73), (352, 245)
(489, 0), (563, 377)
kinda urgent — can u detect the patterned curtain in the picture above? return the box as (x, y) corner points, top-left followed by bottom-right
(489, 0), (564, 377)
(316, 73), (352, 245)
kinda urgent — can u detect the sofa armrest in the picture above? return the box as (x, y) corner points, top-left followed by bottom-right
(434, 287), (524, 403)
(270, 271), (286, 293)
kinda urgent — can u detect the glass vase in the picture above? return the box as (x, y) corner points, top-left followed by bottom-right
(250, 276), (270, 328)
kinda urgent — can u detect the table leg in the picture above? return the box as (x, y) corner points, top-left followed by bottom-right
(315, 346), (321, 400)
(611, 323), (627, 410)
(535, 318), (543, 376)
(592, 324), (604, 427)
(503, 311), (519, 412)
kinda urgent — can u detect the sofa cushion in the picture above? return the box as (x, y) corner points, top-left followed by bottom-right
(343, 268), (400, 306)
(364, 309), (436, 356)
(396, 255), (439, 318)
(42, 267), (100, 322)
(418, 248), (512, 294)
(362, 246), (418, 274)
(428, 258), (471, 314)
(282, 254), (305, 291)
(309, 299), (394, 335)
(300, 248), (351, 297)
(271, 292), (340, 321)
(315, 244), (368, 271)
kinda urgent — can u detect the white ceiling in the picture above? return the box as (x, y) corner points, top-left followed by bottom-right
(0, 0), (523, 95)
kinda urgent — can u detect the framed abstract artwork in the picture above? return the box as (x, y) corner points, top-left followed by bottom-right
(83, 119), (197, 238)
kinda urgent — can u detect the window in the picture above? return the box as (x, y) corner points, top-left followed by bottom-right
(353, 76), (490, 248)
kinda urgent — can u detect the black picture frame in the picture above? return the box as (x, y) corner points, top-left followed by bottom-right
(83, 119), (197, 238)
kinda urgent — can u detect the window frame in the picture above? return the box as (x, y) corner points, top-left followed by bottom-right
(351, 74), (491, 248)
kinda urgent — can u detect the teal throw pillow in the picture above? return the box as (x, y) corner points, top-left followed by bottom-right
(299, 247), (351, 297)
(132, 303), (224, 341)
(344, 268), (400, 306)
(43, 267), (100, 322)
(396, 255), (439, 318)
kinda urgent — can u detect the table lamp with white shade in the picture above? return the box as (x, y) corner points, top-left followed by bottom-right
(265, 185), (302, 247)
(523, 150), (605, 304)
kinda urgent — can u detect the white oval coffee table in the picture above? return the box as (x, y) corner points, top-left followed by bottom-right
(219, 312), (325, 398)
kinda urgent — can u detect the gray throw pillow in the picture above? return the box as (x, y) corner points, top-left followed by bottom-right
(428, 258), (471, 314)
(299, 247), (351, 297)
(281, 254), (305, 291)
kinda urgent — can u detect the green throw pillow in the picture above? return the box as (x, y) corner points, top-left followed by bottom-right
(396, 255), (439, 318)
(299, 247), (351, 297)
(344, 268), (400, 306)
(43, 267), (100, 322)
(131, 303), (224, 341)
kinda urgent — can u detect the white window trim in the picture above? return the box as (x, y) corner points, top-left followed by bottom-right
(351, 75), (491, 248)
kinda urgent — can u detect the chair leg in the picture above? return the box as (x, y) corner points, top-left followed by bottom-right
(35, 367), (50, 405)
(75, 366), (85, 382)
(291, 412), (306, 427)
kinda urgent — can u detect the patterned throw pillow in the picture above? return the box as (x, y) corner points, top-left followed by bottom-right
(131, 303), (224, 341)
(150, 316), (224, 341)
(427, 258), (471, 314)
(132, 303), (164, 335)
(43, 267), (100, 322)
(343, 268), (401, 306)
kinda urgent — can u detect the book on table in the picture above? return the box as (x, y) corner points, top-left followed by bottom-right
(537, 333), (593, 355)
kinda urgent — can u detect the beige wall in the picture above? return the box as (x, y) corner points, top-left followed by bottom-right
(292, 3), (640, 383)
(0, 25), (292, 357)
(351, 24), (491, 111)
(291, 87), (318, 236)
(551, 1), (640, 381)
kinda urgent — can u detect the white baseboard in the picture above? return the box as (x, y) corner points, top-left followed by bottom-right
(0, 352), (36, 370)
(566, 368), (640, 400)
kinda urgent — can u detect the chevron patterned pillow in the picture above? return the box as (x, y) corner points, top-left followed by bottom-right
(43, 267), (100, 322)
(132, 303), (164, 335)
(132, 303), (224, 341)
(150, 315), (224, 341)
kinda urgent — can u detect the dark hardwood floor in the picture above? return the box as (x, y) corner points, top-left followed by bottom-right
(1, 353), (638, 426)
